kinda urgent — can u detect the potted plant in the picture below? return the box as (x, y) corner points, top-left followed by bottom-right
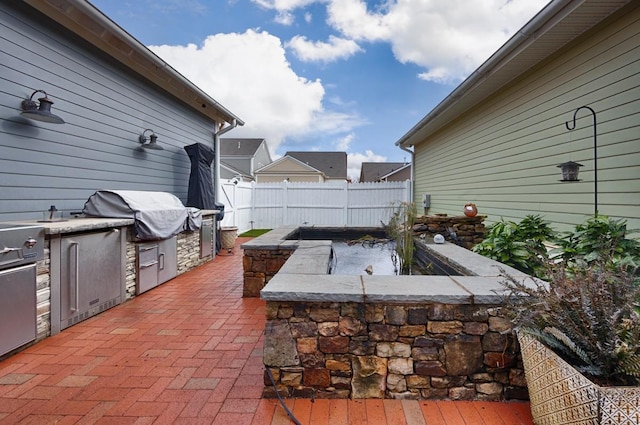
(499, 216), (640, 424)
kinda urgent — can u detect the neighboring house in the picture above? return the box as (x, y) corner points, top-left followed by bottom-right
(0, 1), (242, 221)
(255, 151), (348, 183)
(219, 137), (272, 182)
(396, 0), (639, 231)
(360, 162), (411, 182)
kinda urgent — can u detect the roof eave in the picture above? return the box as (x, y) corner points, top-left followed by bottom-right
(395, 0), (630, 148)
(24, 0), (244, 127)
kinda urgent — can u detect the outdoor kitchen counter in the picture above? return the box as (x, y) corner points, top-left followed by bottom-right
(0, 210), (219, 349)
(5, 209), (217, 236)
(6, 218), (135, 235)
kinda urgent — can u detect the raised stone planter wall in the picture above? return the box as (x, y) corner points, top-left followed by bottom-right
(263, 301), (526, 400)
(255, 226), (536, 401)
(242, 248), (295, 297)
(241, 227), (300, 297)
(413, 215), (486, 249)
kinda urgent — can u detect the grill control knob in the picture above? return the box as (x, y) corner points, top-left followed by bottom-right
(25, 238), (38, 248)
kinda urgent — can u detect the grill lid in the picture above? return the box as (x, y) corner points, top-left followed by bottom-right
(82, 190), (200, 240)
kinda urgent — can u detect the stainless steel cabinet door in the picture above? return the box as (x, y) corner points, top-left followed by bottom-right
(60, 230), (122, 327)
(0, 264), (36, 356)
(158, 236), (177, 284)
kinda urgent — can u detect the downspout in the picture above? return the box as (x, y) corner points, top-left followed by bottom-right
(213, 119), (238, 205)
(399, 144), (414, 203)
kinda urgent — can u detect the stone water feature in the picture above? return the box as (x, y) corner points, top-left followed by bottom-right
(242, 226), (534, 401)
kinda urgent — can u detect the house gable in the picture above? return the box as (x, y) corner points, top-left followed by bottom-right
(220, 138), (272, 178)
(380, 164), (411, 182)
(257, 156), (321, 174)
(254, 155), (327, 183)
(286, 151), (347, 180)
(360, 162), (408, 182)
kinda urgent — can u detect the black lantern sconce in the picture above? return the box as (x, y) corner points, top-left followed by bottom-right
(139, 129), (164, 150)
(20, 90), (65, 124)
(562, 105), (597, 215)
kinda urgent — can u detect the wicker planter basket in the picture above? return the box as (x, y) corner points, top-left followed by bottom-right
(220, 226), (238, 251)
(518, 332), (640, 425)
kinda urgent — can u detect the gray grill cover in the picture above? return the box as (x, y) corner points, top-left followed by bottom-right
(82, 190), (201, 240)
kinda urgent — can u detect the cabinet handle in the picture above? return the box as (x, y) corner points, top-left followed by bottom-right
(0, 247), (23, 267)
(140, 261), (158, 269)
(69, 241), (79, 313)
(159, 253), (165, 271)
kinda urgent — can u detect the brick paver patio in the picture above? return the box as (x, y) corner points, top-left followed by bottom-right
(0, 237), (534, 424)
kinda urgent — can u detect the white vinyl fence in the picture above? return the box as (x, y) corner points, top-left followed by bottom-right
(218, 180), (411, 233)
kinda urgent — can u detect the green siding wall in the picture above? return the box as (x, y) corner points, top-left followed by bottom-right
(413, 5), (640, 232)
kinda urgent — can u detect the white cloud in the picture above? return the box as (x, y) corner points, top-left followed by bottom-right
(242, 0), (548, 85)
(286, 35), (362, 63)
(326, 0), (549, 83)
(251, 0), (316, 10)
(347, 149), (387, 182)
(274, 11), (295, 25)
(326, 0), (391, 42)
(251, 0), (316, 22)
(335, 133), (353, 151)
(149, 30), (363, 153)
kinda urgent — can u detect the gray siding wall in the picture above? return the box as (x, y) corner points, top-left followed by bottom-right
(413, 4), (640, 232)
(0, 2), (216, 221)
(253, 142), (272, 172)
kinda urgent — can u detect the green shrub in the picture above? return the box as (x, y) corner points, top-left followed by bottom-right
(552, 215), (640, 269)
(472, 214), (554, 277)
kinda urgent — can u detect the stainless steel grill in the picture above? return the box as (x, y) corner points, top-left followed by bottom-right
(0, 223), (44, 356)
(0, 224), (44, 270)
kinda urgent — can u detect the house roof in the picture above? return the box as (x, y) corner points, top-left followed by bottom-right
(360, 162), (408, 182)
(220, 138), (266, 156)
(220, 162), (253, 181)
(395, 0), (633, 148)
(255, 155), (321, 175)
(24, 0), (244, 127)
(285, 151), (347, 179)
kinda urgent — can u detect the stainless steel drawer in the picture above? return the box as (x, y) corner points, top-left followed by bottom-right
(137, 244), (159, 294)
(0, 264), (36, 356)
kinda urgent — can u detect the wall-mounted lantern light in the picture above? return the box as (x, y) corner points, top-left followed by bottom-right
(20, 90), (65, 124)
(139, 129), (164, 150)
(562, 105), (597, 215)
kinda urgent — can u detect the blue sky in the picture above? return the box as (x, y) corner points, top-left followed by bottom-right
(90, 0), (549, 180)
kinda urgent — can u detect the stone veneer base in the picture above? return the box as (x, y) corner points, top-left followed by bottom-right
(246, 225), (538, 401)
